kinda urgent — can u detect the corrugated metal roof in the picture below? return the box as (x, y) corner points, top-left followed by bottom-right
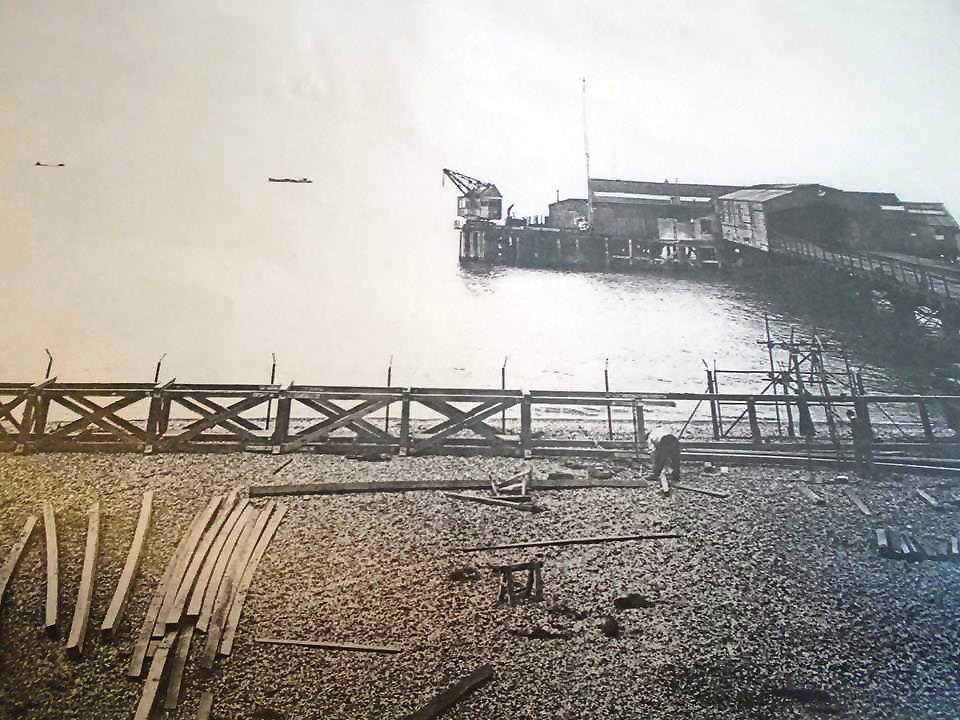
(589, 179), (742, 198)
(718, 187), (797, 202)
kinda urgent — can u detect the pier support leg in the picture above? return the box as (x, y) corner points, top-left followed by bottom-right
(604, 237), (610, 269)
(520, 392), (532, 459)
(628, 238), (634, 269)
(747, 400), (761, 446)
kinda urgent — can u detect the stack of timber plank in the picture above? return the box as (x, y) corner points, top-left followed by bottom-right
(129, 491), (287, 719)
(874, 527), (960, 562)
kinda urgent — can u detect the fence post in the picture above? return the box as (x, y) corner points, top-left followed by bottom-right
(15, 389), (38, 454)
(520, 391), (532, 459)
(272, 392), (291, 452)
(747, 399), (761, 446)
(917, 401), (934, 441)
(706, 370), (719, 440)
(399, 388), (411, 456)
(145, 390), (163, 454)
(32, 392), (50, 437)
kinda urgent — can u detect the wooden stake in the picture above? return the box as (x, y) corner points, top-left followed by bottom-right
(66, 502), (99, 659)
(672, 484), (728, 499)
(660, 476), (671, 495)
(254, 636), (401, 654)
(43, 504), (58, 637)
(101, 490), (153, 640)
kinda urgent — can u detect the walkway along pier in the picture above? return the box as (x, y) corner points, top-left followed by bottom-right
(2, 381), (959, 467)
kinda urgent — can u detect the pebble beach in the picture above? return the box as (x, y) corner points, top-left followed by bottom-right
(1, 446), (959, 720)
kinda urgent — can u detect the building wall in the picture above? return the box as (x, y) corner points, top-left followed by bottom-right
(719, 200), (769, 251)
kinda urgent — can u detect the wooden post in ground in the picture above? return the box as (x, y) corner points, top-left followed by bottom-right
(706, 369), (719, 440)
(918, 401), (934, 441)
(272, 392), (291, 451)
(520, 392), (532, 459)
(399, 388), (411, 456)
(604, 359), (613, 442)
(747, 400), (761, 446)
(604, 236), (610, 268)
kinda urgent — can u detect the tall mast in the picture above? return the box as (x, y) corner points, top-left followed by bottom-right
(581, 78), (594, 227)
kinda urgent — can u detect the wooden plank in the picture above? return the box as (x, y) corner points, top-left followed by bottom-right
(153, 494), (224, 637)
(200, 504), (272, 670)
(844, 488), (872, 517)
(197, 506), (257, 633)
(459, 533), (681, 553)
(251, 475), (664, 498)
(672, 484), (728, 499)
(660, 476), (670, 495)
(128, 507), (208, 678)
(0, 515), (38, 608)
(100, 490), (153, 639)
(220, 504), (288, 656)
(133, 630), (177, 720)
(164, 490), (239, 629)
(876, 528), (894, 558)
(916, 488), (941, 509)
(441, 493), (539, 512)
(797, 484), (824, 505)
(196, 693), (214, 720)
(43, 504), (58, 636)
(187, 500), (250, 618)
(163, 620), (196, 710)
(404, 665), (494, 720)
(254, 636), (400, 654)
(65, 502), (100, 659)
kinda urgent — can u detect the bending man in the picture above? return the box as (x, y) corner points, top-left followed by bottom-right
(646, 426), (681, 482)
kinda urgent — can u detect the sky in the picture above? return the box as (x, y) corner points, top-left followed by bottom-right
(1, 0), (958, 382)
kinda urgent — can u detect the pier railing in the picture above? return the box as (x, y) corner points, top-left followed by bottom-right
(1, 380), (957, 457)
(773, 235), (960, 305)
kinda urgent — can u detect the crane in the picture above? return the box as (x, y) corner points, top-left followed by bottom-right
(442, 168), (503, 222)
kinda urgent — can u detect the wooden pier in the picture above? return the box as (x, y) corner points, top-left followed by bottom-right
(458, 222), (723, 271)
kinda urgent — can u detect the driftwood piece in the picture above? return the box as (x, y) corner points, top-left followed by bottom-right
(155, 494), (226, 636)
(441, 492), (539, 512)
(220, 504), (288, 656)
(844, 488), (871, 517)
(459, 533), (681, 553)
(404, 665), (494, 720)
(165, 491), (239, 629)
(187, 500), (250, 618)
(254, 636), (401, 654)
(875, 528), (894, 558)
(66, 502), (100, 659)
(0, 515), (38, 609)
(197, 506), (257, 633)
(101, 490), (153, 639)
(128, 507), (207, 678)
(133, 630), (177, 720)
(659, 477), (671, 495)
(43, 504), (58, 636)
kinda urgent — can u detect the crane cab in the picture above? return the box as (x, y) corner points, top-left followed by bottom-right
(457, 185), (503, 221)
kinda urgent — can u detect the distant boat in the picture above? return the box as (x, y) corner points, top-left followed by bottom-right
(35, 162), (65, 167)
(268, 177), (312, 183)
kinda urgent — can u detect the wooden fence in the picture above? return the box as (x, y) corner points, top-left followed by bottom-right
(1, 380), (958, 457)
